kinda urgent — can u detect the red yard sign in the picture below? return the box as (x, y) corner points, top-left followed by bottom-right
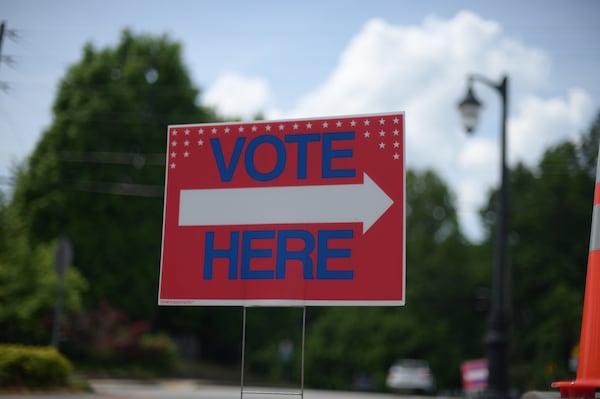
(158, 112), (405, 306)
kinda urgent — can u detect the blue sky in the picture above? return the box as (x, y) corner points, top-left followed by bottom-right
(1, 0), (599, 240)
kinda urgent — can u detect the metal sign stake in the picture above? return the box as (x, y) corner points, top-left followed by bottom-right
(240, 306), (307, 399)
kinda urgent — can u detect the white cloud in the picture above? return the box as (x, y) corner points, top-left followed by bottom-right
(456, 138), (499, 240)
(291, 11), (599, 241)
(509, 89), (595, 166)
(203, 72), (271, 119)
(202, 11), (596, 241)
(459, 138), (498, 171)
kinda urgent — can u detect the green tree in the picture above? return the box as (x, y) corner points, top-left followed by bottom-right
(479, 112), (600, 388)
(0, 195), (87, 344)
(304, 169), (484, 391)
(10, 30), (218, 324)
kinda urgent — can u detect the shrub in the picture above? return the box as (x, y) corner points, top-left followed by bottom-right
(61, 301), (179, 374)
(137, 333), (178, 373)
(0, 344), (72, 388)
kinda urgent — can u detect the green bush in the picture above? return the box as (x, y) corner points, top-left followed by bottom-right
(137, 333), (178, 373)
(0, 344), (72, 388)
(61, 302), (179, 375)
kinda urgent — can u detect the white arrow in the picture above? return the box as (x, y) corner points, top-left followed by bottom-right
(178, 172), (393, 234)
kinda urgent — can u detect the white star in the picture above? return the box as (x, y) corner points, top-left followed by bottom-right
(393, 153), (400, 160)
(184, 129), (190, 135)
(379, 142), (385, 149)
(364, 119), (371, 126)
(252, 125), (258, 132)
(393, 129), (400, 136)
(171, 141), (177, 147)
(172, 129), (178, 136)
(184, 151), (190, 157)
(171, 151), (176, 158)
(224, 127), (230, 134)
(306, 122), (312, 129)
(379, 118), (385, 125)
(170, 162), (176, 169)
(336, 121), (342, 128)
(350, 120), (356, 127)
(279, 124), (285, 131)
(379, 130), (385, 137)
(239, 126), (245, 132)
(266, 125), (272, 131)
(393, 141), (400, 148)
(393, 117), (400, 124)
(293, 123), (299, 130)
(211, 128), (217, 134)
(364, 131), (371, 138)
(198, 128), (204, 135)
(198, 139), (204, 146)
(323, 121), (329, 128)
(184, 140), (189, 146)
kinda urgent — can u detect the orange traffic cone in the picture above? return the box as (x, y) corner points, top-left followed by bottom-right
(552, 146), (600, 398)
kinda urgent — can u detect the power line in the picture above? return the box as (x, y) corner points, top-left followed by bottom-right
(0, 21), (5, 65)
(60, 151), (166, 197)
(70, 180), (163, 198)
(60, 151), (165, 167)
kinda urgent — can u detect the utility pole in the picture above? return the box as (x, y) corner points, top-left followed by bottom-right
(0, 21), (8, 91)
(0, 21), (5, 63)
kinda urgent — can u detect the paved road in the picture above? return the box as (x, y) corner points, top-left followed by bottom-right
(92, 379), (409, 398)
(0, 379), (449, 399)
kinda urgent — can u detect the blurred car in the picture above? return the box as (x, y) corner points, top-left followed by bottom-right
(386, 359), (435, 394)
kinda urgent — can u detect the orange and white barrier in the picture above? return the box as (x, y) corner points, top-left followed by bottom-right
(552, 146), (600, 398)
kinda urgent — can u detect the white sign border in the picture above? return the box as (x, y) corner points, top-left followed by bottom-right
(158, 111), (406, 307)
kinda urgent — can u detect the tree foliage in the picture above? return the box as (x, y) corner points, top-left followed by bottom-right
(304, 169), (485, 390)
(480, 113), (600, 387)
(10, 30), (218, 323)
(2, 25), (600, 393)
(0, 198), (87, 344)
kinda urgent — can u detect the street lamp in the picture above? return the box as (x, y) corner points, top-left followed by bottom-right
(458, 74), (510, 399)
(457, 86), (482, 134)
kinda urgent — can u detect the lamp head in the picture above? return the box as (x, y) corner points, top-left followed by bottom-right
(458, 85), (482, 134)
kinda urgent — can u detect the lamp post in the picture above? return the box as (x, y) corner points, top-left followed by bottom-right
(458, 74), (510, 399)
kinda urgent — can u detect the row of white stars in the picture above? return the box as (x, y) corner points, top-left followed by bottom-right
(169, 129), (401, 148)
(168, 117), (402, 168)
(169, 136), (401, 157)
(169, 139), (400, 157)
(169, 132), (400, 148)
(170, 116), (401, 137)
